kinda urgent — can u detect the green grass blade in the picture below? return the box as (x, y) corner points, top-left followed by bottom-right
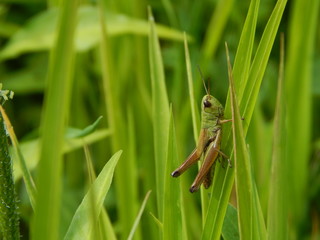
(163, 108), (184, 240)
(148, 7), (170, 221)
(285, 0), (319, 234)
(32, 1), (79, 239)
(201, 0), (259, 237)
(226, 43), (253, 240)
(240, 0), (287, 123)
(99, 210), (117, 240)
(1, 106), (37, 209)
(222, 204), (239, 240)
(227, 44), (267, 240)
(202, 0), (287, 238)
(184, 32), (209, 225)
(202, 0), (234, 59)
(13, 129), (111, 181)
(125, 108), (141, 240)
(231, 0), (259, 98)
(98, 2), (140, 238)
(184, 33), (199, 142)
(64, 150), (121, 240)
(267, 34), (288, 240)
(65, 116), (103, 138)
(128, 190), (152, 240)
(0, 6), (189, 60)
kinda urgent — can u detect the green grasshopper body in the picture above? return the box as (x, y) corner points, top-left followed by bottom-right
(171, 94), (230, 193)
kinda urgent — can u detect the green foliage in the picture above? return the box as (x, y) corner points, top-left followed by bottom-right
(0, 104), (19, 239)
(32, 0), (78, 239)
(0, 0), (319, 239)
(64, 150), (121, 240)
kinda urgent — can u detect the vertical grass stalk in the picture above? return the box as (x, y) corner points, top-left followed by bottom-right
(0, 101), (19, 240)
(32, 0), (78, 239)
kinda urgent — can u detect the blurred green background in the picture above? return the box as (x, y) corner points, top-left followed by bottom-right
(0, 0), (319, 239)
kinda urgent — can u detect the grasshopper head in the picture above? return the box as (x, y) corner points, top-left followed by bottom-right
(201, 95), (224, 117)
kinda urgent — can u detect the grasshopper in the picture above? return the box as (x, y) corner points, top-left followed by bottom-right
(171, 68), (232, 193)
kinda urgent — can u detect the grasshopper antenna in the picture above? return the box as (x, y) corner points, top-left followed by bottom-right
(197, 65), (209, 96)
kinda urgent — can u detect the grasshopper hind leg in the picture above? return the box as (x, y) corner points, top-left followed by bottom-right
(171, 148), (201, 177)
(189, 142), (220, 193)
(203, 162), (216, 189)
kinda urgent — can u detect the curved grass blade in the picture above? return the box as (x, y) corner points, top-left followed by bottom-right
(0, 6), (190, 60)
(64, 150), (122, 240)
(12, 128), (111, 181)
(66, 116), (103, 138)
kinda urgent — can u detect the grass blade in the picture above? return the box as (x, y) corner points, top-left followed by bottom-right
(64, 150), (121, 240)
(238, 0), (287, 126)
(222, 204), (239, 240)
(163, 108), (184, 240)
(267, 34), (288, 240)
(202, 0), (234, 60)
(99, 210), (117, 240)
(184, 32), (209, 225)
(0, 6), (189, 60)
(148, 7), (170, 220)
(226, 43), (253, 240)
(202, 0), (287, 238)
(202, 0), (260, 237)
(227, 43), (267, 239)
(285, 0), (319, 234)
(32, 1), (79, 239)
(184, 33), (199, 142)
(13, 129), (111, 181)
(0, 106), (37, 209)
(128, 190), (152, 240)
(99, 2), (141, 237)
(65, 116), (103, 138)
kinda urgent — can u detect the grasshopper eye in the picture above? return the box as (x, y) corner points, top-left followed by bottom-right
(204, 100), (211, 108)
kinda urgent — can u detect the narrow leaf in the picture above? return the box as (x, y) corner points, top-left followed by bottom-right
(64, 150), (122, 240)
(285, 0), (319, 233)
(163, 108), (183, 240)
(66, 116), (103, 138)
(202, 0), (260, 238)
(226, 43), (253, 240)
(32, 1), (79, 239)
(0, 6), (190, 60)
(148, 7), (170, 220)
(128, 190), (152, 240)
(0, 105), (37, 209)
(202, 0), (287, 238)
(267, 34), (288, 240)
(13, 129), (112, 181)
(222, 204), (239, 240)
